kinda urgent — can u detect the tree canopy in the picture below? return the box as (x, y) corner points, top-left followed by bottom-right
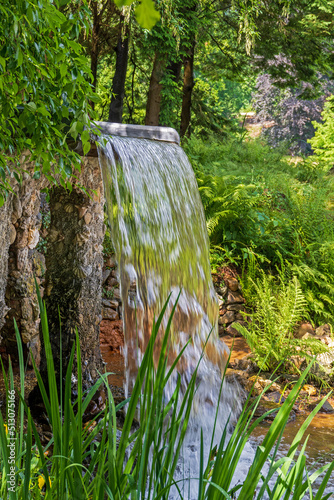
(1, 0), (334, 203)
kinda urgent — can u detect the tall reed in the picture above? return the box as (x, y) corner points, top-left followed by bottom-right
(0, 292), (333, 499)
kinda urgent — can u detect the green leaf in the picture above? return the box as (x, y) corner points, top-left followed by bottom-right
(60, 62), (67, 78)
(87, 94), (101, 104)
(81, 129), (90, 144)
(135, 0), (160, 29)
(17, 48), (23, 67)
(37, 106), (51, 117)
(61, 106), (69, 118)
(69, 121), (79, 139)
(83, 141), (91, 156)
(0, 57), (6, 70)
(26, 102), (37, 113)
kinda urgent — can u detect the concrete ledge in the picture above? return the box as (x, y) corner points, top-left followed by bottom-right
(93, 122), (180, 145)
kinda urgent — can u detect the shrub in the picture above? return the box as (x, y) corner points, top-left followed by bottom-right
(308, 94), (334, 169)
(252, 72), (334, 154)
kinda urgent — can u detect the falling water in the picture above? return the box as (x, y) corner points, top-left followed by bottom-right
(98, 135), (249, 497)
(98, 136), (231, 390)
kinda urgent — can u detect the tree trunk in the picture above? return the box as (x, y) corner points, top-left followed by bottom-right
(108, 16), (130, 124)
(167, 60), (182, 83)
(145, 54), (165, 126)
(180, 40), (196, 138)
(159, 59), (182, 126)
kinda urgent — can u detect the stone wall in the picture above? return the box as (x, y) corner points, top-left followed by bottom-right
(0, 158), (105, 390)
(40, 158), (105, 390)
(1, 170), (47, 363)
(0, 193), (12, 335)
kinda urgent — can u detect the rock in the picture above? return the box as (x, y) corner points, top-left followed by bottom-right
(225, 368), (249, 388)
(106, 278), (118, 288)
(11, 196), (22, 223)
(218, 324), (225, 337)
(227, 303), (245, 312)
(282, 374), (300, 382)
(9, 224), (16, 244)
(102, 298), (119, 310)
(102, 269), (111, 284)
(218, 298), (225, 308)
(105, 256), (117, 268)
(218, 285), (228, 297)
(290, 355), (305, 370)
(77, 206), (88, 219)
(84, 212), (92, 225)
(28, 228), (39, 249)
(226, 291), (245, 305)
(319, 336), (334, 348)
(226, 325), (242, 337)
(316, 350), (334, 367)
(219, 311), (235, 324)
(113, 288), (121, 300)
(302, 384), (317, 397)
(28, 336), (41, 367)
(102, 308), (119, 321)
(245, 375), (281, 394)
(33, 252), (46, 278)
(253, 399), (295, 421)
(226, 278), (239, 292)
(315, 324), (331, 337)
(308, 400), (334, 414)
(321, 400), (334, 413)
(294, 322), (315, 339)
(21, 298), (33, 321)
(100, 319), (124, 352)
(264, 391), (286, 404)
(234, 354), (257, 373)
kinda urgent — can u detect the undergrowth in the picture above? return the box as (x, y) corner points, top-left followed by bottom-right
(234, 271), (329, 373)
(185, 135), (334, 327)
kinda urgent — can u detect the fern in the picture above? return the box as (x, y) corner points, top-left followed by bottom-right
(234, 273), (329, 372)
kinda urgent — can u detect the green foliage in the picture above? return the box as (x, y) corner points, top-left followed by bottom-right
(185, 135), (334, 326)
(0, 300), (333, 498)
(234, 272), (329, 372)
(309, 95), (334, 168)
(0, 0), (95, 203)
(114, 0), (160, 29)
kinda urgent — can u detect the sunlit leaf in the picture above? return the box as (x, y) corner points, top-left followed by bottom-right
(135, 0), (160, 29)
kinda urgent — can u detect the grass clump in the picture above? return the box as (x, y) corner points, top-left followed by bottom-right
(0, 294), (334, 498)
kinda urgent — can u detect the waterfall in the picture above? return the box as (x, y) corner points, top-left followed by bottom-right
(98, 136), (231, 391)
(98, 135), (247, 498)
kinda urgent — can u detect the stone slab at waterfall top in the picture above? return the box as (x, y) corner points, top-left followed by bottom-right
(93, 121), (180, 144)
